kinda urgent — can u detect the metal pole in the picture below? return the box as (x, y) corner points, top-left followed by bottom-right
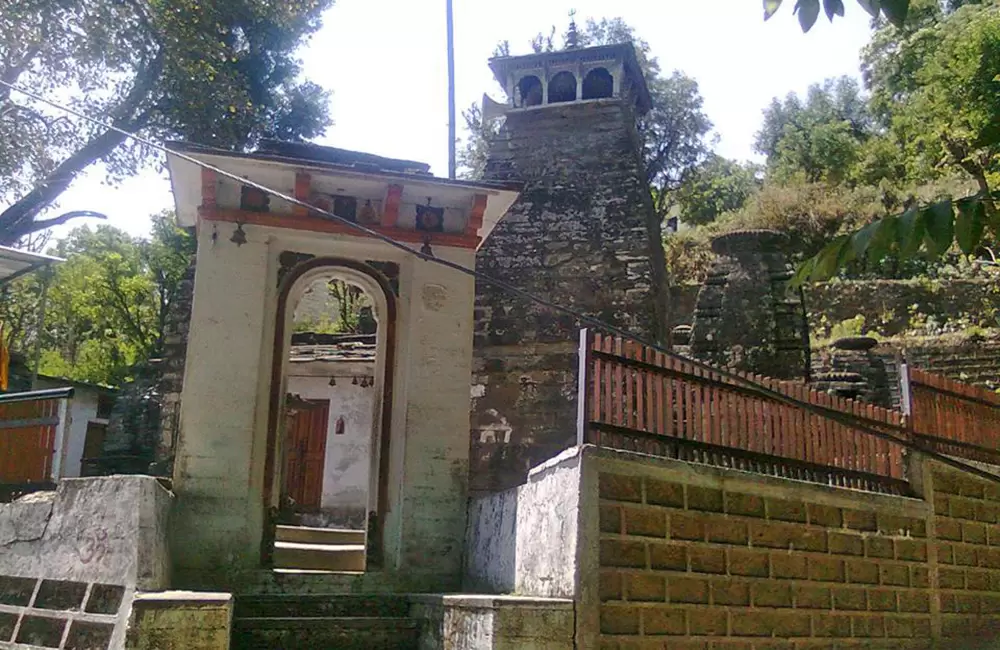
(446, 0), (457, 180)
(30, 266), (51, 389)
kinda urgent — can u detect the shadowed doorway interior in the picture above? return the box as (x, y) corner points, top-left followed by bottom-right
(267, 261), (394, 573)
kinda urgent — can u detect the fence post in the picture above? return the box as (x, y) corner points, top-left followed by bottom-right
(900, 361), (912, 418)
(577, 328), (593, 447)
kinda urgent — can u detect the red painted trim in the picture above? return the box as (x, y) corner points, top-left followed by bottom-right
(293, 172), (311, 217)
(200, 169), (217, 209)
(466, 193), (488, 236)
(200, 207), (481, 249)
(382, 184), (403, 228)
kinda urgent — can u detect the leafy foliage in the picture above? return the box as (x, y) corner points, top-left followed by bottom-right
(673, 156), (762, 227)
(755, 77), (875, 184)
(764, 0), (912, 31)
(0, 214), (195, 385)
(0, 0), (333, 243)
(797, 1), (1000, 282)
(293, 279), (371, 335)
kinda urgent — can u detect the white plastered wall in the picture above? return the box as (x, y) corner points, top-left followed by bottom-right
(172, 221), (477, 587)
(286, 369), (376, 513)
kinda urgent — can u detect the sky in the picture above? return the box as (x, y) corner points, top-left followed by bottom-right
(39, 0), (875, 241)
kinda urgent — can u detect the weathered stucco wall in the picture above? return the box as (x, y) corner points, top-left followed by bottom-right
(172, 222), (478, 590)
(412, 595), (574, 650)
(472, 99), (668, 495)
(31, 380), (103, 480)
(0, 477), (171, 650)
(125, 591), (232, 650)
(0, 476), (171, 589)
(465, 447), (582, 596)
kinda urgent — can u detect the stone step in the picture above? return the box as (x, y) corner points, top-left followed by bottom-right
(231, 616), (420, 650)
(275, 525), (365, 546)
(235, 594), (410, 619)
(272, 542), (366, 572)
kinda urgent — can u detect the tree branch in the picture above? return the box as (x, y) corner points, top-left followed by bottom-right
(0, 50), (164, 243)
(0, 45), (42, 104)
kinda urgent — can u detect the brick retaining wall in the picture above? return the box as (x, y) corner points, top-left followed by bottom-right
(594, 452), (1000, 648)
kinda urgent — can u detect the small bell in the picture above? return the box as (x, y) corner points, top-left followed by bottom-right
(230, 222), (247, 247)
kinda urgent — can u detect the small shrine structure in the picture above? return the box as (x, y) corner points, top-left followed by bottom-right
(165, 141), (519, 590)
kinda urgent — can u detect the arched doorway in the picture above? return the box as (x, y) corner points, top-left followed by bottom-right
(516, 75), (543, 107)
(548, 71), (577, 103)
(582, 68), (614, 100)
(264, 258), (396, 570)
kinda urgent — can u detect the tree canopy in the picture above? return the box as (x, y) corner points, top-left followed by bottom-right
(795, 1), (1000, 283)
(755, 77), (874, 184)
(0, 0), (334, 244)
(0, 215), (195, 386)
(673, 156), (762, 227)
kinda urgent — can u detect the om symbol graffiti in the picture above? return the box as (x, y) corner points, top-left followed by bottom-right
(76, 527), (109, 565)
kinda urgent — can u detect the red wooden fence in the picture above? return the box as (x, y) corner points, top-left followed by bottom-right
(909, 367), (1000, 459)
(0, 393), (63, 485)
(578, 330), (909, 494)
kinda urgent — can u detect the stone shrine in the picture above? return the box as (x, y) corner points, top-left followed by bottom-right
(163, 141), (520, 590)
(472, 43), (669, 493)
(689, 229), (810, 380)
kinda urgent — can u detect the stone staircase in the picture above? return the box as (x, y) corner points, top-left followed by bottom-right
(230, 594), (420, 649)
(272, 525), (366, 572)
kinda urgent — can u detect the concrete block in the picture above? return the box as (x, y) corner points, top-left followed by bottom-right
(126, 591), (233, 650)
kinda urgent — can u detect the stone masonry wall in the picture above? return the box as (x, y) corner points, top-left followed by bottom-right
(472, 100), (667, 493)
(596, 454), (1000, 648)
(156, 252), (196, 475)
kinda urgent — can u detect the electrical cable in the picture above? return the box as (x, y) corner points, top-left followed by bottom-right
(2, 77), (998, 486)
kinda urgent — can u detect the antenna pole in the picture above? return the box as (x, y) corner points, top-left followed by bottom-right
(446, 0), (457, 180)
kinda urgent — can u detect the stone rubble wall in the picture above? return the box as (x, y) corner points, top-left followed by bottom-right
(156, 253), (197, 475)
(472, 100), (667, 494)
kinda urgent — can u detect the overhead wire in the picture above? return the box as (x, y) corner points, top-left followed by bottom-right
(2, 77), (998, 486)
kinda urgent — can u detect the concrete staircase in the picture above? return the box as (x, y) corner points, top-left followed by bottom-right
(272, 525), (366, 572)
(230, 594), (420, 649)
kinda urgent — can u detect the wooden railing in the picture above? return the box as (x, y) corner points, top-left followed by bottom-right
(909, 367), (1000, 454)
(577, 330), (909, 494)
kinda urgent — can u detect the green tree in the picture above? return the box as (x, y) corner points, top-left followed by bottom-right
(0, 0), (333, 244)
(755, 77), (875, 184)
(797, 2), (1000, 283)
(674, 156), (762, 227)
(0, 215), (195, 385)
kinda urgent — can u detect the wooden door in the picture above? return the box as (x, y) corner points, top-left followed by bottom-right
(283, 399), (330, 511)
(0, 398), (60, 484)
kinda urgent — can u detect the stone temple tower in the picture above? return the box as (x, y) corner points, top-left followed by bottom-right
(471, 43), (669, 492)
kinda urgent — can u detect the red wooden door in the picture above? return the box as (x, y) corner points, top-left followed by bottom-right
(0, 398), (58, 484)
(283, 399), (329, 511)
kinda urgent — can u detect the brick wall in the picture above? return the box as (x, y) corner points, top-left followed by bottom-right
(595, 456), (1000, 648)
(929, 464), (1000, 641)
